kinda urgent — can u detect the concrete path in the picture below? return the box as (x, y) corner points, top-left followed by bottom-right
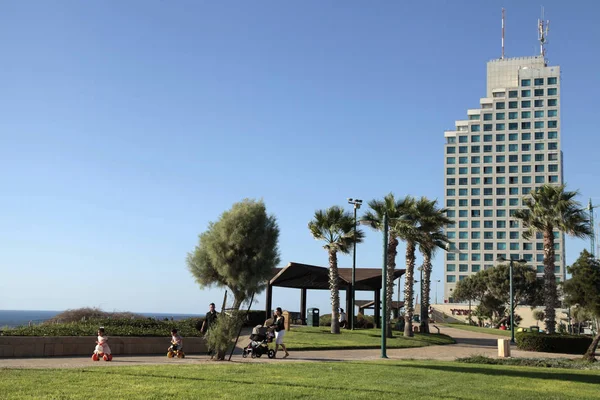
(0, 326), (578, 369)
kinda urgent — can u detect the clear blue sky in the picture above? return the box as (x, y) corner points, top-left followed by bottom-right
(1, 1), (599, 315)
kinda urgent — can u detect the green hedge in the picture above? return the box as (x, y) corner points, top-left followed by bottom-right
(0, 318), (205, 337)
(516, 332), (593, 355)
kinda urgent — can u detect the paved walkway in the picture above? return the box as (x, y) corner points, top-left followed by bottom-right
(0, 326), (578, 369)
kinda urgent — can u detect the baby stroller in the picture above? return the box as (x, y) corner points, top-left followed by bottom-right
(242, 325), (275, 359)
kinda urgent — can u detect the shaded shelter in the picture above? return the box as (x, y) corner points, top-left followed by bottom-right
(266, 262), (405, 328)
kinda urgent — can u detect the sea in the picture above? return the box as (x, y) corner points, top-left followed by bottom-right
(0, 310), (205, 328)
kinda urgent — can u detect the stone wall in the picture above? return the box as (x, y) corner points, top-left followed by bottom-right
(0, 336), (207, 358)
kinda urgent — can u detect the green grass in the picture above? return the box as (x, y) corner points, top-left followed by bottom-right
(284, 326), (455, 350)
(439, 323), (512, 337)
(2, 361), (600, 399)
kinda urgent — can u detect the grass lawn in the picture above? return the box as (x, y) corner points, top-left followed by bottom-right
(283, 326), (455, 350)
(2, 360), (600, 399)
(439, 323), (511, 337)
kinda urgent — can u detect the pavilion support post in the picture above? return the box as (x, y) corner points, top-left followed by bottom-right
(345, 285), (352, 327)
(265, 282), (273, 320)
(300, 288), (307, 325)
(374, 289), (381, 329)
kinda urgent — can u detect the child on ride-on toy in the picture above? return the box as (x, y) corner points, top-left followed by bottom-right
(92, 327), (112, 361)
(167, 329), (185, 358)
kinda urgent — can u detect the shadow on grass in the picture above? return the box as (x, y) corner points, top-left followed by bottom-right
(88, 369), (400, 395)
(394, 363), (600, 385)
(453, 338), (499, 347)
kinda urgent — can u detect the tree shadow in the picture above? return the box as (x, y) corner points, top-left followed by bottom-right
(453, 338), (500, 347)
(405, 363), (600, 385)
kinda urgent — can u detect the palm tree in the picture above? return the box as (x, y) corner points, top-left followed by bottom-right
(309, 206), (364, 334)
(514, 184), (592, 334)
(416, 197), (453, 334)
(362, 194), (415, 338)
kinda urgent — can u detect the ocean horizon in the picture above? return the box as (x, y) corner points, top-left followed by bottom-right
(0, 309), (205, 328)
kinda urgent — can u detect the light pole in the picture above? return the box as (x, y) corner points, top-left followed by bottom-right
(435, 280), (441, 305)
(496, 256), (526, 344)
(381, 213), (388, 358)
(348, 198), (362, 330)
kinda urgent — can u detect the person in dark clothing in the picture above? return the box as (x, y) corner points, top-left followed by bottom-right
(201, 303), (218, 335)
(270, 307), (289, 358)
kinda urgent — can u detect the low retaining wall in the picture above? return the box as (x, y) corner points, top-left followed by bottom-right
(0, 336), (208, 358)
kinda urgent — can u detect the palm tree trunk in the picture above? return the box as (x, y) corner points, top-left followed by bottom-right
(328, 249), (341, 334)
(583, 332), (600, 362)
(543, 228), (557, 334)
(420, 251), (432, 334)
(403, 240), (416, 337)
(386, 237), (399, 338)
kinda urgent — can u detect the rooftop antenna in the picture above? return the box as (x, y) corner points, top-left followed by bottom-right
(501, 8), (505, 59)
(538, 6), (549, 58)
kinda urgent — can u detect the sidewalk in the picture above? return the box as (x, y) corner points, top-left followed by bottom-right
(0, 326), (578, 369)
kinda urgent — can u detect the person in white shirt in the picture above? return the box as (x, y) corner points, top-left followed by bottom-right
(339, 308), (347, 328)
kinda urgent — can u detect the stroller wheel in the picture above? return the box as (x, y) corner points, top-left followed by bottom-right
(251, 352), (257, 358)
(268, 349), (275, 359)
(242, 351), (248, 358)
(256, 353), (262, 358)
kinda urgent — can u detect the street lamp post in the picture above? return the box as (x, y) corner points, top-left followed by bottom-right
(348, 198), (362, 330)
(435, 280), (441, 305)
(496, 256), (527, 344)
(381, 213), (388, 358)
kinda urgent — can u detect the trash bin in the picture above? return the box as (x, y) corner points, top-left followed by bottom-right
(307, 308), (320, 326)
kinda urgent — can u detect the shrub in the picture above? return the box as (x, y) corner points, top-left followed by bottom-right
(45, 307), (142, 324)
(516, 332), (593, 355)
(204, 311), (244, 360)
(356, 313), (374, 329)
(319, 314), (332, 327)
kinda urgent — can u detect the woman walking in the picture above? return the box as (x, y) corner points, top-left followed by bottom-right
(271, 307), (290, 358)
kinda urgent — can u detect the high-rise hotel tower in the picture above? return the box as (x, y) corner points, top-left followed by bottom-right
(443, 37), (565, 302)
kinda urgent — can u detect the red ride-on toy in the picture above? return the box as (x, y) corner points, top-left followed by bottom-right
(92, 352), (112, 361)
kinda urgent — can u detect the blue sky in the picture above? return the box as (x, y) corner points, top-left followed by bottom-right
(1, 1), (599, 315)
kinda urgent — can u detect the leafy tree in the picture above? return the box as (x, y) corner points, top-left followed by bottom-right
(416, 197), (452, 333)
(362, 194), (414, 337)
(533, 310), (545, 327)
(186, 199), (280, 310)
(309, 206), (364, 334)
(514, 184), (592, 333)
(563, 249), (600, 361)
(453, 263), (542, 328)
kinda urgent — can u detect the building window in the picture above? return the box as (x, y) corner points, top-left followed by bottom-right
(459, 135), (468, 143)
(497, 243), (507, 250)
(446, 189), (455, 196)
(459, 146), (468, 153)
(549, 175), (559, 183)
(509, 166), (518, 173)
(469, 114), (480, 120)
(483, 134), (493, 142)
(521, 100), (531, 108)
(508, 133), (518, 141)
(508, 112), (518, 120)
(548, 99), (557, 106)
(548, 88), (557, 96)
(497, 232), (506, 239)
(496, 112), (505, 120)
(471, 156), (480, 163)
(510, 243), (520, 250)
(508, 90), (518, 98)
(521, 79), (531, 86)
(522, 111), (531, 118)
(522, 122), (531, 129)
(484, 199), (492, 206)
(522, 144), (531, 151)
(471, 145), (480, 153)
(522, 155), (531, 163)
(496, 166), (505, 173)
(447, 167), (455, 175)
(483, 113), (493, 121)
(509, 101), (518, 109)
(459, 156), (468, 164)
(534, 89), (544, 96)
(471, 135), (480, 142)
(521, 89), (531, 97)
(548, 164), (558, 172)
(509, 155), (518, 162)
(522, 132), (531, 140)
(458, 167), (467, 175)
(534, 121), (544, 129)
(534, 143), (545, 151)
(484, 156), (492, 163)
(548, 110), (558, 117)
(496, 155), (505, 163)
(496, 102), (505, 110)
(535, 176), (545, 183)
(447, 178), (455, 185)
(447, 275), (456, 283)
(548, 120), (558, 128)
(522, 165), (531, 173)
(522, 187), (532, 194)
(509, 198), (519, 206)
(534, 99), (544, 107)
(447, 199), (455, 207)
(447, 147), (455, 154)
(496, 188), (506, 196)
(484, 124), (493, 132)
(471, 166), (480, 173)
(483, 167), (492, 174)
(459, 178), (468, 185)
(496, 210), (506, 217)
(509, 187), (519, 195)
(523, 176), (532, 184)
(534, 78), (544, 86)
(549, 153), (559, 161)
(534, 110), (544, 118)
(496, 123), (505, 131)
(548, 142), (558, 150)
(471, 125), (480, 132)
(497, 134), (505, 141)
(496, 177), (505, 184)
(509, 144), (518, 152)
(496, 145), (505, 152)
(534, 131), (544, 140)
(548, 77), (557, 85)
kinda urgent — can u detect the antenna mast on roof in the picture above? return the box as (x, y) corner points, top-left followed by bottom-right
(538, 6), (549, 58)
(501, 8), (505, 59)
